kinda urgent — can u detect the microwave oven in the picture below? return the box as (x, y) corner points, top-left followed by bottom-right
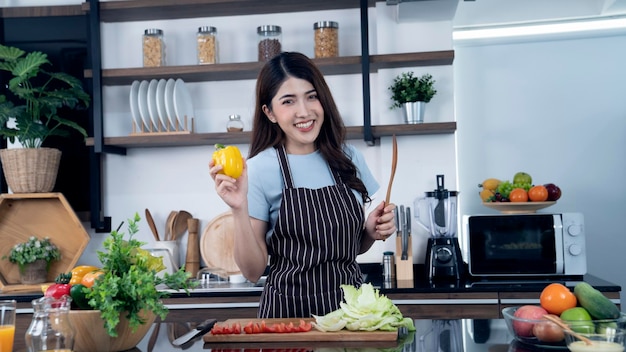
(461, 213), (586, 277)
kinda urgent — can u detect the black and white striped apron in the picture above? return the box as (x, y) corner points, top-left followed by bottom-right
(258, 145), (364, 318)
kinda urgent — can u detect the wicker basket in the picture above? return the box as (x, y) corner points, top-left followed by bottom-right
(0, 148), (62, 193)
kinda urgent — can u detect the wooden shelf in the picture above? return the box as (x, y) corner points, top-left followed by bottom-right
(85, 122), (456, 148)
(85, 51), (454, 86)
(81, 0), (379, 22)
(0, 5), (84, 18)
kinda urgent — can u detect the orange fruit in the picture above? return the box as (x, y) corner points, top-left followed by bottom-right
(540, 283), (577, 315)
(528, 185), (549, 202)
(81, 270), (104, 288)
(509, 188), (529, 202)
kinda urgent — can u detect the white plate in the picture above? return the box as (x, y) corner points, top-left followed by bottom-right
(147, 79), (160, 130)
(482, 201), (556, 214)
(156, 79), (168, 130)
(129, 80), (142, 131)
(137, 80), (151, 131)
(164, 78), (177, 128)
(173, 78), (194, 128)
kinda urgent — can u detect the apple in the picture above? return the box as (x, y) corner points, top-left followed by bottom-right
(513, 305), (549, 337)
(543, 183), (562, 201)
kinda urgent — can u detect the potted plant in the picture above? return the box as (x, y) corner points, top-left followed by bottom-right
(3, 236), (61, 284)
(388, 72), (437, 124)
(68, 213), (197, 351)
(0, 43), (90, 193)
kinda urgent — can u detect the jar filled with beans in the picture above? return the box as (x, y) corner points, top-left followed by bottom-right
(143, 28), (165, 67)
(197, 26), (218, 64)
(314, 21), (339, 58)
(257, 25), (282, 61)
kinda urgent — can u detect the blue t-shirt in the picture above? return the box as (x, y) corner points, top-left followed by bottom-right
(247, 145), (379, 235)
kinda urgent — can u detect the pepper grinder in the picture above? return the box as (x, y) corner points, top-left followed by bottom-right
(185, 218), (200, 277)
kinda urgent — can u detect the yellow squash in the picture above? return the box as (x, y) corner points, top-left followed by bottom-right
(212, 144), (243, 179)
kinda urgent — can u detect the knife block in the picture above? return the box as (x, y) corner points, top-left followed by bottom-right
(185, 218), (200, 278)
(395, 236), (414, 287)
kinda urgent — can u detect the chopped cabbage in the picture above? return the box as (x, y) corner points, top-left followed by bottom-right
(312, 283), (416, 332)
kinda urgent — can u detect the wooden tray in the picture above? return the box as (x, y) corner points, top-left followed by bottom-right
(200, 211), (241, 275)
(203, 318), (398, 343)
(0, 193), (90, 292)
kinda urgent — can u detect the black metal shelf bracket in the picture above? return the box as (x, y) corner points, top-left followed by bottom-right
(360, 0), (374, 146)
(87, 0), (114, 233)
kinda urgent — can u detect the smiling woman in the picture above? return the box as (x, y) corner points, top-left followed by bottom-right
(208, 52), (397, 319)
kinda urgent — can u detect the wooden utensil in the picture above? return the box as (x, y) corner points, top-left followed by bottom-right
(185, 218), (200, 277)
(543, 314), (593, 345)
(385, 134), (398, 205)
(145, 208), (160, 242)
(171, 210), (192, 241)
(200, 211), (241, 275)
(164, 211), (177, 241)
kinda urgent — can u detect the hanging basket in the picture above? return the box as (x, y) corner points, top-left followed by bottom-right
(0, 148), (62, 193)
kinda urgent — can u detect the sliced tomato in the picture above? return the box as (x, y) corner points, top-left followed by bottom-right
(296, 319), (312, 332)
(252, 322), (262, 334)
(232, 322), (241, 334)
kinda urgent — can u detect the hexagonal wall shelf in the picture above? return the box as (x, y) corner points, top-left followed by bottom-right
(0, 193), (90, 292)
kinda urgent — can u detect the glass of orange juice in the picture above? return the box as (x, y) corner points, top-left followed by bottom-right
(0, 300), (16, 352)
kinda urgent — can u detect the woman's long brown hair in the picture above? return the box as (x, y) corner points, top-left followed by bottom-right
(249, 52), (370, 204)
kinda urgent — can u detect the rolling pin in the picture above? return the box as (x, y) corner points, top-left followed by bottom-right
(185, 218), (200, 277)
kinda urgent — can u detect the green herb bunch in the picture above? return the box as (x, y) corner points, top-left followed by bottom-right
(4, 236), (61, 269)
(86, 213), (197, 337)
(388, 72), (437, 109)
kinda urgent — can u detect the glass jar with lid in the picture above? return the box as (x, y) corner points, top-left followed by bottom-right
(226, 114), (244, 132)
(197, 26), (218, 64)
(314, 21), (339, 58)
(257, 25), (282, 61)
(143, 28), (165, 67)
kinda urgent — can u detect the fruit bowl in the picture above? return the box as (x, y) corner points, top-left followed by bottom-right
(502, 306), (567, 349)
(562, 314), (626, 352)
(483, 201), (556, 214)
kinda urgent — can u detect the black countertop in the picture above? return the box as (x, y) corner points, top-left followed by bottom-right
(89, 317), (577, 352)
(2, 264), (621, 303)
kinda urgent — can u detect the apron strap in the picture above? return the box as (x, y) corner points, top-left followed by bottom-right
(275, 145), (295, 189)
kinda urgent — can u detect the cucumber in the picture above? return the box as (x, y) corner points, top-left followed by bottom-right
(574, 282), (621, 319)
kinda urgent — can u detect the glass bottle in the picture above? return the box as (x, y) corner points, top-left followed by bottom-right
(314, 21), (339, 58)
(197, 26), (218, 64)
(25, 296), (75, 352)
(257, 25), (282, 61)
(143, 28), (165, 67)
(227, 114), (244, 132)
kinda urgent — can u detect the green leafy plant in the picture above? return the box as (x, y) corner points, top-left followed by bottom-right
(3, 236), (61, 270)
(0, 44), (90, 148)
(388, 72), (437, 109)
(86, 213), (197, 336)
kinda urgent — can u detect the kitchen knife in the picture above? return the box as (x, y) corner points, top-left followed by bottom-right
(405, 207), (412, 240)
(400, 205), (408, 260)
(171, 318), (217, 346)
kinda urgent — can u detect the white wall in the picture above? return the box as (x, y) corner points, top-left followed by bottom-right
(79, 4), (457, 269)
(454, 32), (626, 306)
(70, 3), (626, 306)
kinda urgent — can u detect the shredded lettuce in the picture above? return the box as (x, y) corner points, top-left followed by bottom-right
(312, 283), (416, 332)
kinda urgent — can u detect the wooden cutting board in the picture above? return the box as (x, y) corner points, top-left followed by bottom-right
(203, 318), (398, 342)
(200, 211), (241, 275)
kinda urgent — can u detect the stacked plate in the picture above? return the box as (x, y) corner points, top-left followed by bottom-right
(129, 78), (194, 132)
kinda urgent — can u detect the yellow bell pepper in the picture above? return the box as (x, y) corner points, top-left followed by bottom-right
(69, 265), (100, 286)
(212, 144), (243, 179)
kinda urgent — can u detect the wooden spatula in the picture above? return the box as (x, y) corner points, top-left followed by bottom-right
(385, 134), (398, 205)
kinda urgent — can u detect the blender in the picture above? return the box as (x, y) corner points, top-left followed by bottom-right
(415, 175), (464, 281)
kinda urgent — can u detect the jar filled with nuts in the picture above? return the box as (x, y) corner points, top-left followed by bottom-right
(257, 25), (282, 62)
(226, 114), (244, 132)
(197, 26), (218, 64)
(314, 21), (339, 58)
(143, 28), (165, 67)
